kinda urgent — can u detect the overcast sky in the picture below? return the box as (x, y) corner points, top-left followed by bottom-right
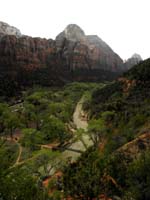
(0, 0), (149, 60)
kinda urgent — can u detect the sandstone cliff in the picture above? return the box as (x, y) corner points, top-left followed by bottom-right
(56, 24), (123, 72)
(0, 22), (125, 97)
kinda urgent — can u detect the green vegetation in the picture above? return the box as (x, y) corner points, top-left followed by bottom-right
(0, 82), (104, 199)
(63, 148), (106, 199)
(0, 168), (48, 200)
(88, 118), (108, 147)
(62, 59), (150, 199)
(1, 58), (150, 199)
(20, 128), (42, 151)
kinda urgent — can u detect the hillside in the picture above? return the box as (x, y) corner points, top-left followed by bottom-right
(63, 58), (150, 199)
(90, 58), (150, 121)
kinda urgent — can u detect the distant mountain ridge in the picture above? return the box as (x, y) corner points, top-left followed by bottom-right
(0, 21), (142, 97)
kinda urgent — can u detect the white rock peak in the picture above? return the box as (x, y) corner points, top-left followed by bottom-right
(64, 24), (85, 41)
(0, 21), (21, 37)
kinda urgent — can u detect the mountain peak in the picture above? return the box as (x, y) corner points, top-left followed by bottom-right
(64, 24), (85, 35)
(56, 24), (85, 42)
(0, 21), (21, 37)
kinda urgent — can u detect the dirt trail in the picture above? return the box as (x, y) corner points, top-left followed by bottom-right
(0, 138), (23, 169)
(15, 144), (22, 165)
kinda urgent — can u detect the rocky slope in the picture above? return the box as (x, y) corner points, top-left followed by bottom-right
(0, 22), (125, 97)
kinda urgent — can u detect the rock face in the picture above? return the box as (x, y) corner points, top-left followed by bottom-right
(56, 24), (123, 72)
(56, 24), (85, 42)
(124, 53), (142, 70)
(0, 22), (126, 96)
(0, 35), (67, 96)
(0, 21), (21, 37)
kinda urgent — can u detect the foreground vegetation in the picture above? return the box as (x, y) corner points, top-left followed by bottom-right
(1, 59), (150, 199)
(63, 59), (150, 199)
(0, 82), (104, 200)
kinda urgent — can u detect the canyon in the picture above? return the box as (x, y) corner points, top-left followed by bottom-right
(0, 21), (141, 97)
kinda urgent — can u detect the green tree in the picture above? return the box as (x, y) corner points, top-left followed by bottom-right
(21, 128), (43, 151)
(101, 111), (115, 123)
(4, 111), (20, 138)
(24, 93), (48, 130)
(63, 149), (105, 199)
(48, 102), (70, 122)
(0, 168), (48, 200)
(0, 103), (9, 134)
(0, 141), (18, 171)
(88, 118), (107, 147)
(23, 102), (43, 130)
(73, 128), (88, 150)
(125, 151), (150, 200)
(22, 103), (36, 128)
(42, 116), (69, 143)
